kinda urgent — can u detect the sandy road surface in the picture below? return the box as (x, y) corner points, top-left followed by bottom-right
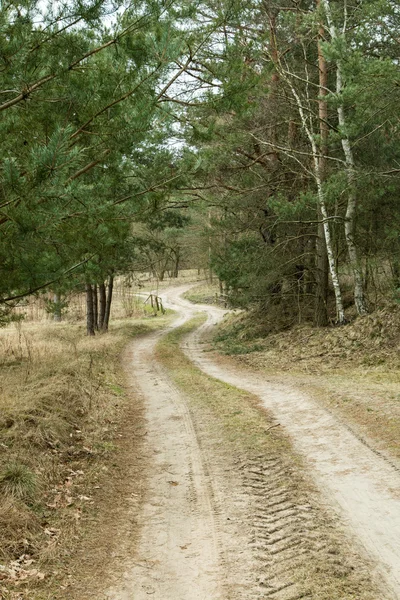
(161, 286), (400, 598)
(106, 309), (224, 600)
(106, 285), (400, 600)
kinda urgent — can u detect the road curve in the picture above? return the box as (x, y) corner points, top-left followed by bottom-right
(162, 285), (400, 599)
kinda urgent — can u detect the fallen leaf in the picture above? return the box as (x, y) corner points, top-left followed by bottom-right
(44, 528), (60, 537)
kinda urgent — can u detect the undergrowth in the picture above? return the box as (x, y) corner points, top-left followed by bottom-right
(213, 303), (400, 371)
(213, 302), (400, 468)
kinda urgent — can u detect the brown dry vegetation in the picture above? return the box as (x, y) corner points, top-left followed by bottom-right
(0, 312), (172, 600)
(182, 281), (223, 306)
(212, 303), (400, 464)
(9, 270), (203, 324)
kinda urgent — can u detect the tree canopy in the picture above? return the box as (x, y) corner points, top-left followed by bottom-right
(2, 0), (400, 328)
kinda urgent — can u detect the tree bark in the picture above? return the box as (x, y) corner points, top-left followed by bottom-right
(265, 3), (345, 322)
(92, 284), (98, 330)
(98, 282), (106, 329)
(86, 284), (95, 336)
(315, 210), (329, 325)
(314, 4), (329, 326)
(267, 10), (280, 166)
(173, 248), (180, 278)
(207, 209), (214, 283)
(53, 293), (62, 322)
(314, 163), (346, 323)
(274, 60), (346, 323)
(320, 0), (368, 316)
(102, 275), (114, 332)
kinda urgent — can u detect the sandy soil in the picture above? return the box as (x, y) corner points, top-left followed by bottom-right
(162, 287), (400, 598)
(106, 304), (265, 599)
(105, 285), (400, 600)
(105, 310), (225, 600)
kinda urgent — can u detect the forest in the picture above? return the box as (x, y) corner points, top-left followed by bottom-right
(2, 0), (400, 330)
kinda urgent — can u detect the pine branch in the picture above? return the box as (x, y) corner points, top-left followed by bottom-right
(68, 149), (111, 181)
(1, 257), (94, 303)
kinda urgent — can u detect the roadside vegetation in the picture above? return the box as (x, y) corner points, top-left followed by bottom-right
(3, 0), (400, 594)
(182, 281), (223, 306)
(0, 311), (172, 600)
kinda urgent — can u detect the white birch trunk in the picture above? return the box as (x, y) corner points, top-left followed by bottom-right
(321, 0), (368, 315)
(282, 75), (346, 323)
(312, 146), (346, 324)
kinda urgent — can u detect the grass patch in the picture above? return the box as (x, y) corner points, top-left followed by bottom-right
(0, 312), (172, 599)
(156, 316), (380, 600)
(213, 313), (268, 356)
(182, 282), (225, 306)
(157, 315), (288, 454)
(0, 462), (38, 501)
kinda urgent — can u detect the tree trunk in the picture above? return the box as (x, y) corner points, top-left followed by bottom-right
(53, 293), (62, 322)
(343, 161), (368, 314)
(173, 248), (180, 278)
(265, 3), (345, 322)
(98, 282), (106, 329)
(320, 0), (368, 316)
(268, 10), (280, 166)
(280, 76), (346, 323)
(314, 168), (346, 323)
(86, 283), (95, 336)
(208, 209), (213, 283)
(392, 259), (400, 290)
(92, 284), (98, 330)
(314, 7), (329, 326)
(315, 212), (329, 325)
(102, 275), (114, 332)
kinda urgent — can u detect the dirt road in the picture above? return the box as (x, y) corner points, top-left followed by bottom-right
(106, 309), (225, 600)
(107, 285), (400, 600)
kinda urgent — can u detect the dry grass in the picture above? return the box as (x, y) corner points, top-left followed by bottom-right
(0, 313), (172, 599)
(182, 281), (224, 306)
(214, 302), (400, 369)
(156, 318), (382, 600)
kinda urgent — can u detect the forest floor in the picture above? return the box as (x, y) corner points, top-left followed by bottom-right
(3, 282), (400, 599)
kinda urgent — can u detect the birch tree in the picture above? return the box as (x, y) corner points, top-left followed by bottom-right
(266, 7), (346, 323)
(315, 0), (330, 326)
(320, 0), (368, 316)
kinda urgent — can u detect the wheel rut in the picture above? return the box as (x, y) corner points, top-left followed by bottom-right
(106, 318), (223, 600)
(238, 455), (337, 600)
